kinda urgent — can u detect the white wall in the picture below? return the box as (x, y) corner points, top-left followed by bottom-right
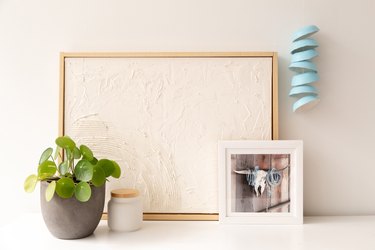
(0, 0), (374, 218)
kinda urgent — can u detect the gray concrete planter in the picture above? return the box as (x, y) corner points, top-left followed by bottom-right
(40, 181), (105, 239)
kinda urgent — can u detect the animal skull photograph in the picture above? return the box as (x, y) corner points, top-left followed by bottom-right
(231, 154), (290, 213)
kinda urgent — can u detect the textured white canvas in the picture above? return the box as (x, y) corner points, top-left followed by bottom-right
(64, 57), (272, 213)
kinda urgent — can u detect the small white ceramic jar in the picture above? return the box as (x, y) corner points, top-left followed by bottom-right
(108, 189), (143, 232)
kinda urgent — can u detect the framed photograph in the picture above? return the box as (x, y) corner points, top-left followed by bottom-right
(218, 140), (303, 224)
(60, 52), (278, 220)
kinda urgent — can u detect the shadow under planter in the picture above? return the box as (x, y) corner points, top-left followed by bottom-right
(40, 181), (105, 239)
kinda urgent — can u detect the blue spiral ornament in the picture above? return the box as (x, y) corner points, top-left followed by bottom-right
(289, 25), (320, 112)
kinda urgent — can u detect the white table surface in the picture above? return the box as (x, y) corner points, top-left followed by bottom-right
(1, 213), (375, 250)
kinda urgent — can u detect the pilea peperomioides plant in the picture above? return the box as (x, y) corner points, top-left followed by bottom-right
(24, 136), (121, 202)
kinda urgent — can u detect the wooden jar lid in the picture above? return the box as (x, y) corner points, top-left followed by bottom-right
(111, 188), (139, 198)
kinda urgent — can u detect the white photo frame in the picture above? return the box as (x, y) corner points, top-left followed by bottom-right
(218, 140), (303, 224)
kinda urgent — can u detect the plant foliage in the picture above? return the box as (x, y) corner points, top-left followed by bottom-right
(24, 136), (121, 202)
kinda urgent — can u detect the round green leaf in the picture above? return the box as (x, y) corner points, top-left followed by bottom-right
(90, 157), (98, 165)
(74, 160), (94, 182)
(45, 181), (56, 202)
(39, 147), (53, 165)
(38, 161), (57, 179)
(66, 148), (73, 161)
(56, 177), (75, 198)
(58, 161), (69, 175)
(75, 182), (91, 202)
(111, 160), (121, 178)
(73, 147), (81, 159)
(92, 165), (106, 187)
(24, 174), (38, 193)
(55, 136), (76, 151)
(97, 159), (115, 177)
(53, 146), (61, 160)
(80, 145), (93, 161)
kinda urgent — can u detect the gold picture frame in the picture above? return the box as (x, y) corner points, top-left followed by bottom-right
(59, 52), (278, 221)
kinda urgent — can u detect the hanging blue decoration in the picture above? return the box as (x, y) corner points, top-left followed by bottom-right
(289, 25), (320, 112)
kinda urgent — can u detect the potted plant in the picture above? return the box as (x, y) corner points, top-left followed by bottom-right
(24, 136), (121, 239)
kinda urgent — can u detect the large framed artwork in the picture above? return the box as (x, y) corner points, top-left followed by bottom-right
(59, 52), (278, 220)
(218, 140), (303, 224)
